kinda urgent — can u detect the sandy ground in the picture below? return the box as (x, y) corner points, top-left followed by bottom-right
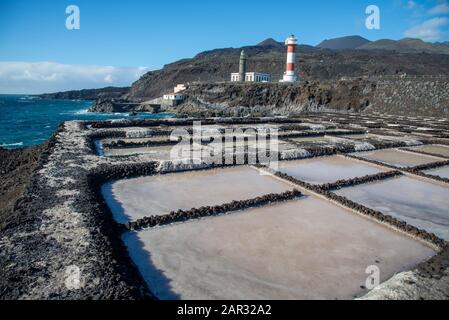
(277, 155), (385, 185)
(424, 166), (449, 179)
(102, 166), (292, 223)
(336, 176), (449, 241)
(354, 149), (441, 168)
(123, 196), (436, 300)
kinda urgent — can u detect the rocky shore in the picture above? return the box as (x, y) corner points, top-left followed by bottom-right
(0, 124), (151, 299)
(0, 145), (45, 231)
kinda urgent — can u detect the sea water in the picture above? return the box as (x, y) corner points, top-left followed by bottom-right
(0, 95), (173, 148)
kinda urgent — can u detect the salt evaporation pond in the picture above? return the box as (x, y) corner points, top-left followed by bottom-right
(424, 166), (449, 180)
(336, 176), (449, 241)
(289, 136), (332, 143)
(354, 149), (440, 168)
(103, 145), (175, 157)
(102, 136), (172, 145)
(102, 166), (292, 223)
(123, 196), (435, 300)
(335, 134), (371, 140)
(407, 145), (449, 158)
(277, 155), (385, 185)
(103, 144), (207, 158)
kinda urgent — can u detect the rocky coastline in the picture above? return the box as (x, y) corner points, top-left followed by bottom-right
(82, 76), (449, 118)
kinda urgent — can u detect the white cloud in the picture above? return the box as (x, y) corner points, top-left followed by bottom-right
(0, 62), (149, 94)
(407, 1), (416, 9)
(404, 17), (449, 41)
(104, 74), (114, 83)
(428, 2), (449, 15)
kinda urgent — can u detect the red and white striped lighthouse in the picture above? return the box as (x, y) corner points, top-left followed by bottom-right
(281, 35), (298, 82)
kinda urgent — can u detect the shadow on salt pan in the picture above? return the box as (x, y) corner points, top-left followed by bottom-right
(123, 233), (181, 300)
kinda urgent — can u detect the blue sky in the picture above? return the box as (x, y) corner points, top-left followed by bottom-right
(0, 0), (448, 93)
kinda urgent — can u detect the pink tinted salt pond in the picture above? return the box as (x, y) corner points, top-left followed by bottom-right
(277, 155), (386, 185)
(102, 166), (292, 223)
(336, 176), (449, 241)
(123, 196), (435, 300)
(424, 166), (449, 180)
(353, 149), (440, 168)
(407, 145), (449, 158)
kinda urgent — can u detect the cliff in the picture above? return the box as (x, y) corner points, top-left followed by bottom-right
(172, 77), (449, 117)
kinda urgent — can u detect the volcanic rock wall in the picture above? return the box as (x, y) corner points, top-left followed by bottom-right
(173, 77), (449, 117)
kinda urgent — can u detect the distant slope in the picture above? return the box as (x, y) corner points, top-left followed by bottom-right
(358, 38), (449, 54)
(317, 36), (371, 50)
(257, 38), (283, 47)
(436, 41), (449, 48)
(38, 86), (130, 100)
(128, 38), (449, 100)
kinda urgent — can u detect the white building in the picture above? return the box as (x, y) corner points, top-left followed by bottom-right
(163, 93), (184, 101)
(174, 84), (187, 93)
(231, 72), (271, 83)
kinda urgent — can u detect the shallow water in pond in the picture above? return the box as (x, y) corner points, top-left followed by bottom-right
(277, 156), (385, 185)
(424, 166), (449, 180)
(103, 144), (208, 159)
(102, 136), (171, 144)
(123, 196), (435, 300)
(336, 176), (449, 240)
(103, 145), (175, 157)
(335, 134), (371, 140)
(371, 135), (422, 146)
(408, 145), (449, 158)
(354, 149), (439, 168)
(289, 136), (330, 143)
(102, 166), (292, 223)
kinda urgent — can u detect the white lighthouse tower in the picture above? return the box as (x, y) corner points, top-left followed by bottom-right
(280, 35), (298, 83)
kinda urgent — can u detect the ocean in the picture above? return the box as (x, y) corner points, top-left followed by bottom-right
(0, 95), (173, 149)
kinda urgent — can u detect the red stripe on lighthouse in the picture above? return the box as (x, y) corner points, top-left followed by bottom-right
(287, 45), (295, 53)
(286, 63), (295, 71)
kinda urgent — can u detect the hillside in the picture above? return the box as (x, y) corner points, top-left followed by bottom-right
(359, 38), (449, 54)
(38, 86), (130, 100)
(174, 77), (449, 117)
(317, 35), (371, 50)
(37, 36), (449, 103)
(128, 38), (449, 100)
